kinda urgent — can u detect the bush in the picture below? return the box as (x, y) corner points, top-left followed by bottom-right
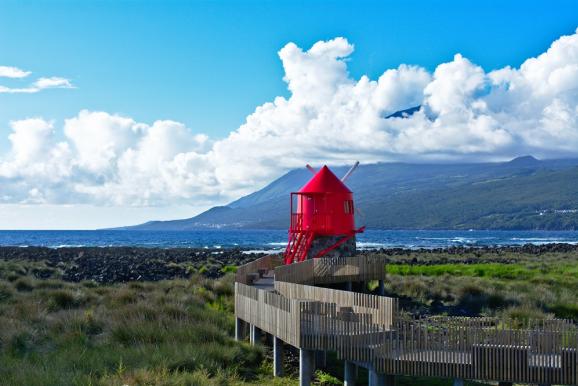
(14, 277), (34, 292)
(213, 278), (234, 297)
(111, 288), (139, 305)
(549, 303), (578, 321)
(503, 305), (549, 324)
(0, 282), (14, 301)
(47, 289), (86, 311)
(8, 332), (32, 357)
(35, 279), (66, 289)
(314, 370), (341, 385)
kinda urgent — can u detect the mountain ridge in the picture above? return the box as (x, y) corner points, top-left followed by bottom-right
(119, 156), (578, 231)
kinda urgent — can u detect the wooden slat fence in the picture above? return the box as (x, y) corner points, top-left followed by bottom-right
(235, 282), (301, 346)
(235, 256), (578, 384)
(275, 280), (397, 330)
(235, 254), (283, 285)
(274, 255), (388, 285)
(374, 315), (578, 385)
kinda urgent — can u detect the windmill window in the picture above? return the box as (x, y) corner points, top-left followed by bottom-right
(344, 200), (354, 214)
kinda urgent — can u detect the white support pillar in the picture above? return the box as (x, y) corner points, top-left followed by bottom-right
(369, 369), (395, 386)
(235, 317), (243, 341)
(344, 360), (356, 386)
(299, 349), (314, 386)
(368, 369), (384, 386)
(249, 324), (261, 346)
(273, 336), (283, 377)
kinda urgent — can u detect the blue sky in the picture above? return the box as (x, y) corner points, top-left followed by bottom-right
(0, 1), (577, 229)
(1, 0), (576, 147)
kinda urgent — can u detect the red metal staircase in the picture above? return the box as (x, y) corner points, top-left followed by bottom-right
(283, 230), (315, 264)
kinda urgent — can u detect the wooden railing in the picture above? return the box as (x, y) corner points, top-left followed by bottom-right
(274, 255), (387, 285)
(275, 281), (397, 330)
(374, 315), (578, 385)
(235, 254), (283, 285)
(235, 255), (578, 385)
(235, 282), (302, 346)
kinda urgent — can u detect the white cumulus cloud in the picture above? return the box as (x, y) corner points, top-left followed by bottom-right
(0, 65), (31, 78)
(33, 77), (74, 89)
(1, 29), (578, 209)
(0, 65), (74, 93)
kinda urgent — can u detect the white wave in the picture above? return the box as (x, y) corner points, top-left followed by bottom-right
(242, 248), (284, 254)
(356, 242), (392, 250)
(511, 237), (567, 241)
(48, 244), (86, 249)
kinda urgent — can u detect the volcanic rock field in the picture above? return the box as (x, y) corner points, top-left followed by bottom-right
(1, 243), (577, 284)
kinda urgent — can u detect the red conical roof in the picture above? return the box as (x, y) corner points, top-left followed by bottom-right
(299, 165), (352, 193)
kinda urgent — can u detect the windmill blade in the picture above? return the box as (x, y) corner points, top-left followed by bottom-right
(341, 161), (360, 182)
(355, 206), (367, 228)
(306, 164), (317, 174)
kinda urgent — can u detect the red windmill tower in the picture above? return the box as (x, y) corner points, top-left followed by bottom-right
(283, 163), (364, 265)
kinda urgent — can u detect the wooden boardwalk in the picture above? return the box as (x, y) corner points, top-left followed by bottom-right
(235, 255), (578, 385)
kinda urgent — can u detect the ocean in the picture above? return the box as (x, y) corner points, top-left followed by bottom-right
(0, 229), (577, 252)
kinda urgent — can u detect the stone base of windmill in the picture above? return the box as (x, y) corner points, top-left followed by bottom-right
(306, 235), (356, 259)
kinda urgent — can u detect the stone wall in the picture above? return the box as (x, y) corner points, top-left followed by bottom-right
(306, 235), (356, 259)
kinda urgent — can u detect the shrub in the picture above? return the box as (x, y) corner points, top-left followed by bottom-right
(8, 332), (32, 357)
(0, 282), (14, 301)
(213, 279), (233, 297)
(47, 289), (86, 311)
(549, 303), (578, 321)
(81, 280), (99, 288)
(35, 279), (66, 289)
(503, 305), (549, 324)
(220, 265), (237, 274)
(14, 277), (34, 292)
(111, 288), (139, 305)
(314, 370), (341, 385)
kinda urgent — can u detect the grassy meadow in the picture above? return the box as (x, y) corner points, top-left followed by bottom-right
(376, 249), (578, 321)
(1, 247), (577, 385)
(0, 258), (291, 386)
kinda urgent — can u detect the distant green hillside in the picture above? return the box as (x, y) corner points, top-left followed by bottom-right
(124, 156), (578, 231)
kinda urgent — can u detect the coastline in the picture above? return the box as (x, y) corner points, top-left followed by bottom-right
(2, 243), (578, 284)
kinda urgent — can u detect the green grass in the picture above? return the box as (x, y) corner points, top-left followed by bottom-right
(2, 248), (577, 385)
(388, 263), (540, 280)
(380, 250), (578, 321)
(0, 272), (299, 386)
(387, 262), (578, 285)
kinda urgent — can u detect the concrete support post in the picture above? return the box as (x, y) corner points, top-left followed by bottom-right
(453, 379), (464, 386)
(343, 360), (356, 386)
(378, 279), (385, 296)
(235, 318), (243, 341)
(273, 336), (283, 377)
(299, 349), (314, 386)
(368, 369), (385, 386)
(249, 324), (261, 346)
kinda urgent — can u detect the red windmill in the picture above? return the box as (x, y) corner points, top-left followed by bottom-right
(283, 163), (365, 265)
